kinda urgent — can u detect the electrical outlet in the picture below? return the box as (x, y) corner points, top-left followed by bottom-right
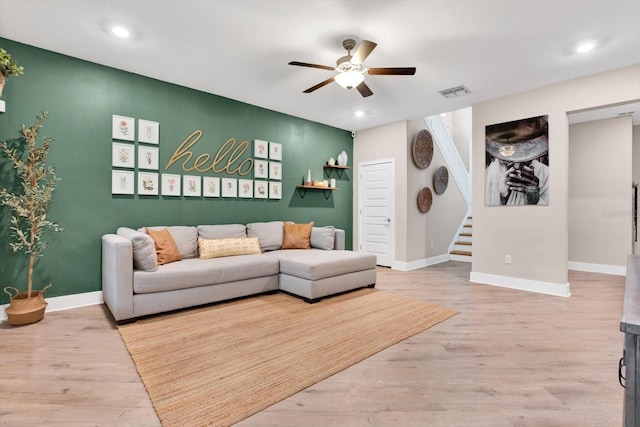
(505, 254), (512, 264)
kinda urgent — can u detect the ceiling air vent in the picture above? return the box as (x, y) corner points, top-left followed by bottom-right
(439, 85), (472, 99)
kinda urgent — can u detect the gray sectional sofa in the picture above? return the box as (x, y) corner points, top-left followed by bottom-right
(101, 221), (377, 322)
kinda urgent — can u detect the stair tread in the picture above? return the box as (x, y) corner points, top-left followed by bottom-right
(463, 224), (472, 227)
(455, 241), (472, 245)
(451, 250), (472, 256)
(460, 232), (472, 237)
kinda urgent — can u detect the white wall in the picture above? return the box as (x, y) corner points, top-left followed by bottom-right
(569, 117), (632, 269)
(471, 64), (640, 296)
(353, 119), (467, 269)
(634, 125), (640, 254)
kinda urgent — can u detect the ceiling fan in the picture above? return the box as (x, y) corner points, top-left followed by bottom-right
(289, 38), (416, 97)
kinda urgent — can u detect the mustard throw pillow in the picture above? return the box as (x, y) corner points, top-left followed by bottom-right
(282, 222), (314, 249)
(145, 227), (183, 265)
(198, 237), (262, 259)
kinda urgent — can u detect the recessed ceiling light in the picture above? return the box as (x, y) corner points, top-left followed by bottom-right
(576, 41), (595, 53)
(112, 26), (130, 38)
(354, 110), (365, 118)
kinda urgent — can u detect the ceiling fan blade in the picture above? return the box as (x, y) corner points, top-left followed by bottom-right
(367, 67), (416, 75)
(303, 77), (335, 93)
(289, 61), (335, 71)
(356, 81), (373, 98)
(351, 40), (377, 65)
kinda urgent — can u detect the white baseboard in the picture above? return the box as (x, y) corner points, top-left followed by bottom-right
(392, 254), (450, 271)
(1, 291), (103, 322)
(470, 272), (571, 297)
(567, 261), (626, 276)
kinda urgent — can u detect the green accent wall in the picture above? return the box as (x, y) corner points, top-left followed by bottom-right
(0, 39), (353, 303)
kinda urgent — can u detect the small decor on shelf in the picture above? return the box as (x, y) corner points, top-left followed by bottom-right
(328, 157), (335, 166)
(0, 112), (63, 325)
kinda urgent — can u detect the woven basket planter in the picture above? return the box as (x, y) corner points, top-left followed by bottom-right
(4, 285), (51, 326)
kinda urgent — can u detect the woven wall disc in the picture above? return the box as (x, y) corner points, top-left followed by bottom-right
(412, 129), (434, 169)
(417, 187), (433, 213)
(434, 166), (449, 195)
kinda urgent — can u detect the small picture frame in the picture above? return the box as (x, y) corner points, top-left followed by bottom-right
(183, 175), (202, 197)
(112, 142), (135, 168)
(161, 174), (181, 196)
(254, 139), (268, 159)
(112, 115), (135, 141)
(239, 179), (253, 198)
(112, 170), (134, 194)
(254, 159), (268, 179)
(269, 181), (282, 200)
(138, 146), (159, 170)
(138, 172), (159, 196)
(203, 177), (220, 197)
(269, 161), (282, 180)
(222, 178), (237, 198)
(269, 142), (282, 161)
(254, 180), (268, 199)
(138, 119), (159, 144)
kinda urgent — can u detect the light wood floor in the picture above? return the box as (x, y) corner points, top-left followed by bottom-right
(0, 262), (625, 426)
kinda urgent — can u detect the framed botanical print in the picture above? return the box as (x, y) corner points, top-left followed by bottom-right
(183, 175), (202, 197)
(138, 119), (159, 144)
(269, 161), (282, 180)
(254, 139), (268, 159)
(254, 180), (268, 199)
(203, 177), (220, 197)
(112, 142), (135, 168)
(254, 159), (268, 179)
(269, 181), (282, 199)
(138, 146), (159, 170)
(161, 174), (181, 196)
(111, 170), (134, 194)
(269, 142), (282, 161)
(222, 178), (237, 198)
(112, 115), (135, 141)
(239, 179), (253, 198)
(138, 172), (158, 196)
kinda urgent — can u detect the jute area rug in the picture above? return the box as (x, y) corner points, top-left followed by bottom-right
(118, 288), (458, 426)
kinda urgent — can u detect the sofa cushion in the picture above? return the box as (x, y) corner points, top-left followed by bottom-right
(198, 224), (247, 239)
(146, 228), (183, 265)
(198, 237), (261, 259)
(247, 221), (283, 252)
(310, 226), (336, 250)
(117, 227), (158, 271)
(133, 255), (280, 294)
(265, 249), (377, 281)
(282, 222), (314, 249)
(142, 226), (198, 259)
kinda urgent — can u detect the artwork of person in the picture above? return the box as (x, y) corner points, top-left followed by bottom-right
(485, 115), (549, 206)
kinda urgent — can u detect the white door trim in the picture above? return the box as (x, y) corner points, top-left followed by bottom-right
(358, 158), (395, 267)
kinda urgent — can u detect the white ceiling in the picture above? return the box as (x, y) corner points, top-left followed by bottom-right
(1, 0), (639, 131)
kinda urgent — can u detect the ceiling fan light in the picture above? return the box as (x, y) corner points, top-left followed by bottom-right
(335, 71), (365, 90)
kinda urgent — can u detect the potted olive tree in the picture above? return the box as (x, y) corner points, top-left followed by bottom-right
(0, 48), (24, 97)
(0, 112), (62, 325)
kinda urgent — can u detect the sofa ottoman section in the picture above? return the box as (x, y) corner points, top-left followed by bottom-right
(265, 249), (377, 302)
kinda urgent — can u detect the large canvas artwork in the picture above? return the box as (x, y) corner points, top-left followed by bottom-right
(485, 115), (549, 206)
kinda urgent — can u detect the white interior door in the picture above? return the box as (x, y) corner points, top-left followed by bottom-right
(359, 160), (394, 267)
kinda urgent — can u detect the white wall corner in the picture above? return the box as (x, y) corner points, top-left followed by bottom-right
(392, 254), (451, 271)
(568, 261), (626, 276)
(1, 291), (104, 322)
(469, 272), (571, 297)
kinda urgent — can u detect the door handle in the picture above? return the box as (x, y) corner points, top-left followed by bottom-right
(385, 218), (391, 223)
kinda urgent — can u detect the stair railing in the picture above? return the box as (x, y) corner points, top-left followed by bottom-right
(423, 115), (471, 207)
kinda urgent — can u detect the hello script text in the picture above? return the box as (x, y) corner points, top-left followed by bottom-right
(165, 130), (254, 176)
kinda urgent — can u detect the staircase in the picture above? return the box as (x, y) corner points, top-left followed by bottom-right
(450, 216), (472, 262)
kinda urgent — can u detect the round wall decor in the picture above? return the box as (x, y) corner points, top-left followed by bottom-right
(434, 166), (449, 195)
(412, 129), (434, 169)
(417, 187), (433, 213)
